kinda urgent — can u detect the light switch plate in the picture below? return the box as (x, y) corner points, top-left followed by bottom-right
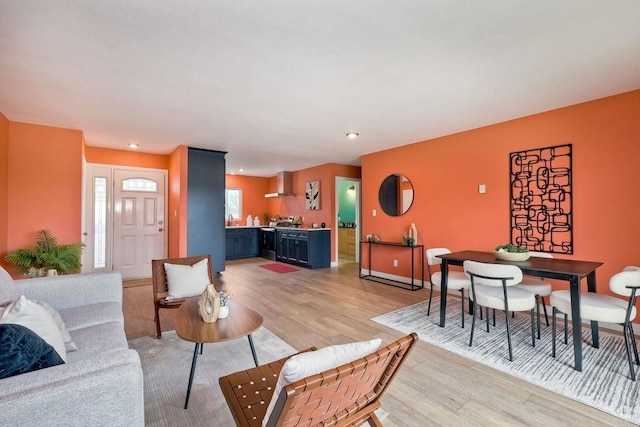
(479, 184), (486, 194)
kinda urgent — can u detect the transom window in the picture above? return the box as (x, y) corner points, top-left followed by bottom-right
(122, 178), (158, 192)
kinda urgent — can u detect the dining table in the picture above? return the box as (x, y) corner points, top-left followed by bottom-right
(436, 250), (603, 372)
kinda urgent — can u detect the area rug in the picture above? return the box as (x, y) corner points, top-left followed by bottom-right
(128, 327), (296, 426)
(372, 301), (640, 424)
(259, 262), (299, 273)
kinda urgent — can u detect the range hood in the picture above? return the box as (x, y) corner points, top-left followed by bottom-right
(265, 171), (296, 198)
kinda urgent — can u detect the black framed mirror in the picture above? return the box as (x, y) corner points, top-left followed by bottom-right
(378, 174), (414, 216)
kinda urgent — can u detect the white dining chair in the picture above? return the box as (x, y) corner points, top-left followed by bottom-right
(514, 251), (553, 339)
(426, 248), (471, 327)
(551, 267), (640, 380)
(464, 260), (535, 361)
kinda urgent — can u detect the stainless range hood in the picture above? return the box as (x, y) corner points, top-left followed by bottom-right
(265, 171), (296, 198)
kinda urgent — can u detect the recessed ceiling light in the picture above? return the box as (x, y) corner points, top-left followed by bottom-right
(128, 143), (139, 149)
(238, 168), (245, 172)
(346, 132), (359, 139)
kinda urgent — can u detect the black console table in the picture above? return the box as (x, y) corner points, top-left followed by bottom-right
(359, 241), (424, 291)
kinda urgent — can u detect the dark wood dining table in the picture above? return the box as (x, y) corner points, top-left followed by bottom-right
(436, 250), (603, 372)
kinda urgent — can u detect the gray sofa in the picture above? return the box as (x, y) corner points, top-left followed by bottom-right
(0, 267), (144, 426)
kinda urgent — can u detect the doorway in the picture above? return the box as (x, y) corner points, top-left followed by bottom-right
(335, 178), (360, 265)
(83, 164), (167, 279)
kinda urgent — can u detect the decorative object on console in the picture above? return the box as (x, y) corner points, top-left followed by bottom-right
(198, 284), (220, 323)
(305, 180), (320, 210)
(218, 290), (232, 319)
(409, 223), (418, 245)
(4, 229), (85, 277)
(510, 144), (573, 254)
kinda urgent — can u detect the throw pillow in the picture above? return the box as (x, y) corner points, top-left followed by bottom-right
(262, 338), (382, 426)
(32, 299), (78, 352)
(0, 266), (20, 305)
(0, 296), (67, 362)
(165, 258), (211, 300)
(0, 323), (64, 379)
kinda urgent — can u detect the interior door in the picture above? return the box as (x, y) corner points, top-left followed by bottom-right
(113, 169), (166, 279)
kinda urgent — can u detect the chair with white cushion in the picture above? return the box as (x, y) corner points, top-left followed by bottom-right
(551, 267), (640, 380)
(426, 248), (472, 327)
(464, 260), (535, 361)
(514, 251), (553, 339)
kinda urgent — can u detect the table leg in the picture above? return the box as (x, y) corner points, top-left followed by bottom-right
(439, 260), (449, 327)
(569, 276), (583, 372)
(184, 342), (201, 409)
(587, 271), (599, 348)
(248, 334), (259, 367)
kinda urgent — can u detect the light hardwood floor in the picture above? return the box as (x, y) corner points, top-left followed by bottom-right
(123, 258), (628, 426)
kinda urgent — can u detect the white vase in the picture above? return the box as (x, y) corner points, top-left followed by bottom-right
(218, 305), (229, 319)
(46, 269), (58, 277)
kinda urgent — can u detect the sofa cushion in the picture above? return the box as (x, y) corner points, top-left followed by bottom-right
(0, 295), (67, 362)
(165, 258), (211, 299)
(58, 301), (123, 331)
(0, 324), (64, 379)
(0, 266), (20, 305)
(66, 321), (128, 362)
(262, 338), (382, 426)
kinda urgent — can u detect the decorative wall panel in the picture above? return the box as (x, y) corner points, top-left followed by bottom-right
(510, 144), (573, 254)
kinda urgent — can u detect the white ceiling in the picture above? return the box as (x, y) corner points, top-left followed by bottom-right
(1, 1), (639, 177)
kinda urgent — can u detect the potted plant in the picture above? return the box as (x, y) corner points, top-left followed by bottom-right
(218, 290), (233, 319)
(4, 229), (85, 277)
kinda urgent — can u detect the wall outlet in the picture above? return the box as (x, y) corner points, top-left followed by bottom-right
(479, 184), (486, 194)
(393, 259), (398, 267)
(373, 209), (377, 217)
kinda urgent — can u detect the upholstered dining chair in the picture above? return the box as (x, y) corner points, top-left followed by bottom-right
(219, 333), (417, 427)
(464, 260), (535, 361)
(551, 266), (640, 380)
(426, 248), (472, 327)
(514, 251), (553, 339)
(151, 254), (214, 338)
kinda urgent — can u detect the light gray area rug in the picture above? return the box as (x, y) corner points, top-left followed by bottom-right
(372, 301), (640, 424)
(128, 327), (296, 426)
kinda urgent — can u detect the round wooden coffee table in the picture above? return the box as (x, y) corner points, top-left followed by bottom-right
(175, 298), (263, 409)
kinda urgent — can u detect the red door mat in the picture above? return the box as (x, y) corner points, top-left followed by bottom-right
(259, 263), (299, 274)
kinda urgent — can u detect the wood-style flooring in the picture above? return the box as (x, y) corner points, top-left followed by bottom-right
(123, 257), (627, 426)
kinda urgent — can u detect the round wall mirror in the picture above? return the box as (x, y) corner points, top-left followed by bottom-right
(378, 174), (414, 216)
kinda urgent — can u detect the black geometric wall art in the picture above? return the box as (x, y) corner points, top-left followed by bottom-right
(510, 144), (573, 254)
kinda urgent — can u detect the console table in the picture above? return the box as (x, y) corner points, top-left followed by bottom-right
(359, 240), (424, 291)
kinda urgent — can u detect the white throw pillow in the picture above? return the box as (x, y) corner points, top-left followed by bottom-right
(165, 258), (211, 299)
(33, 299), (78, 352)
(262, 338), (382, 426)
(0, 295), (67, 362)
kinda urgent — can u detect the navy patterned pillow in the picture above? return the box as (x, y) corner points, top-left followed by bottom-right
(0, 323), (65, 379)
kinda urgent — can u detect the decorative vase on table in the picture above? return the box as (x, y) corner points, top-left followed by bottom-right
(198, 284), (220, 323)
(218, 305), (229, 319)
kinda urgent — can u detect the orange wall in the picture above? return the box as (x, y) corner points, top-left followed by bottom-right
(85, 146), (169, 169)
(362, 89), (640, 297)
(168, 145), (188, 258)
(5, 122), (84, 273)
(225, 174), (271, 225)
(0, 113), (9, 265)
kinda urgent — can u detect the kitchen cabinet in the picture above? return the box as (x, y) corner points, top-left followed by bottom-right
(187, 148), (226, 273)
(338, 228), (356, 256)
(276, 229), (330, 269)
(225, 227), (260, 260)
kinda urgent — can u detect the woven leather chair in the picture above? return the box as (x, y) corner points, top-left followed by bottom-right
(151, 254), (214, 338)
(219, 333), (418, 427)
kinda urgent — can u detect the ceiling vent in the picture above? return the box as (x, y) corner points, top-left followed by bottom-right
(264, 171), (296, 198)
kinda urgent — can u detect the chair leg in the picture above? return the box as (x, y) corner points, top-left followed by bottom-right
(155, 307), (161, 339)
(460, 289), (465, 328)
(552, 307), (557, 357)
(622, 322), (636, 381)
(504, 308), (513, 361)
(530, 308), (535, 347)
(563, 313), (568, 345)
(629, 322), (640, 365)
(485, 306), (490, 332)
(535, 295), (541, 339)
(427, 284), (434, 316)
(469, 301), (478, 347)
(493, 308), (496, 326)
(541, 296), (550, 326)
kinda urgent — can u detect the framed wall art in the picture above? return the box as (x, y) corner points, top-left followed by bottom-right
(510, 144), (573, 254)
(305, 180), (320, 210)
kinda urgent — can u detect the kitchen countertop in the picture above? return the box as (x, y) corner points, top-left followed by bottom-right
(225, 225), (331, 231)
(225, 225), (262, 228)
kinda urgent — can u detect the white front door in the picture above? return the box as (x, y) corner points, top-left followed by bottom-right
(112, 169), (166, 279)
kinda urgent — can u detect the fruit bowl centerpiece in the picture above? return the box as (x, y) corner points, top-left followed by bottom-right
(494, 244), (530, 261)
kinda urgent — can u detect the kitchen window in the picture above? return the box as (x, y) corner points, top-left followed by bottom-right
(225, 188), (242, 221)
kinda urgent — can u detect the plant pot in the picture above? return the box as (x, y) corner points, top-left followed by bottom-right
(218, 305), (229, 319)
(46, 269), (58, 277)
